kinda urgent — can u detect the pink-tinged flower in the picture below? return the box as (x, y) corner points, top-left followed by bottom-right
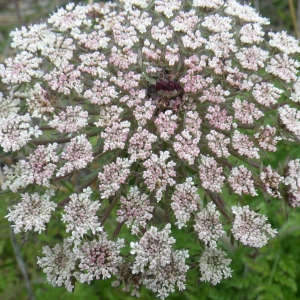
(151, 21), (173, 45)
(254, 125), (281, 152)
(192, 0), (224, 10)
(290, 77), (300, 102)
(143, 151), (176, 201)
(57, 135), (93, 177)
(235, 46), (268, 71)
(232, 98), (264, 124)
(239, 23), (265, 44)
(266, 54), (300, 83)
(98, 158), (132, 199)
(37, 239), (77, 292)
(2, 0), (300, 296)
(231, 206), (277, 248)
(43, 62), (82, 95)
(252, 82), (283, 107)
(194, 203), (224, 247)
(79, 53), (109, 79)
(154, 110), (178, 141)
(48, 106), (88, 133)
(171, 10), (199, 33)
(284, 159), (300, 207)
(155, 0), (181, 18)
(199, 247), (232, 285)
(0, 51), (43, 84)
(0, 92), (43, 151)
(2, 144), (58, 192)
(116, 186), (153, 232)
(24, 83), (55, 119)
(171, 177), (199, 228)
(173, 110), (202, 165)
(202, 14), (232, 33)
(75, 233), (124, 282)
(206, 130), (230, 158)
(199, 155), (225, 193)
(6, 190), (56, 233)
(130, 224), (189, 298)
(228, 165), (257, 196)
(205, 105), (232, 131)
(278, 105), (300, 137)
(206, 32), (237, 58)
(232, 131), (260, 159)
(268, 31), (300, 54)
(61, 188), (102, 243)
(260, 166), (283, 199)
(128, 127), (157, 161)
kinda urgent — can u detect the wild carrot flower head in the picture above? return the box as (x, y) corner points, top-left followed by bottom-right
(1, 0), (300, 298)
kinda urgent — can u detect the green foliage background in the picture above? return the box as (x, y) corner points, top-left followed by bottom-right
(1, 1), (300, 299)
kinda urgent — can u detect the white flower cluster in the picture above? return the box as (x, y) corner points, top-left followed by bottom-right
(290, 77), (300, 102)
(199, 155), (225, 193)
(116, 186), (153, 234)
(24, 83), (55, 119)
(232, 130), (260, 159)
(128, 127), (157, 161)
(278, 105), (300, 137)
(61, 188), (102, 244)
(75, 233), (125, 283)
(2, 143), (59, 192)
(254, 125), (281, 152)
(228, 165), (257, 196)
(0, 92), (42, 152)
(252, 82), (283, 107)
(194, 202), (224, 248)
(260, 166), (283, 198)
(48, 106), (88, 133)
(37, 239), (77, 292)
(56, 135), (94, 177)
(268, 31), (300, 54)
(155, 0), (181, 18)
(231, 206), (277, 248)
(0, 51), (43, 84)
(6, 190), (56, 233)
(1, 0), (299, 296)
(284, 159), (300, 207)
(143, 151), (176, 201)
(199, 247), (232, 285)
(98, 158), (132, 199)
(154, 110), (178, 141)
(171, 177), (200, 229)
(206, 130), (230, 158)
(173, 110), (202, 165)
(130, 224), (189, 299)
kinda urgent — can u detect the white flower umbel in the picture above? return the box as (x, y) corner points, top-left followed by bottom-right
(37, 239), (77, 292)
(194, 203), (224, 247)
(1, 0), (300, 296)
(199, 247), (232, 285)
(171, 177), (200, 229)
(284, 159), (300, 207)
(143, 151), (176, 201)
(56, 135), (94, 177)
(61, 187), (102, 244)
(74, 232), (124, 283)
(98, 158), (132, 199)
(6, 190), (56, 233)
(278, 105), (300, 137)
(130, 224), (189, 299)
(231, 205), (277, 248)
(116, 186), (153, 233)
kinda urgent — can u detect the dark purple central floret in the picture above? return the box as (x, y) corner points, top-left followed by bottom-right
(155, 79), (183, 92)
